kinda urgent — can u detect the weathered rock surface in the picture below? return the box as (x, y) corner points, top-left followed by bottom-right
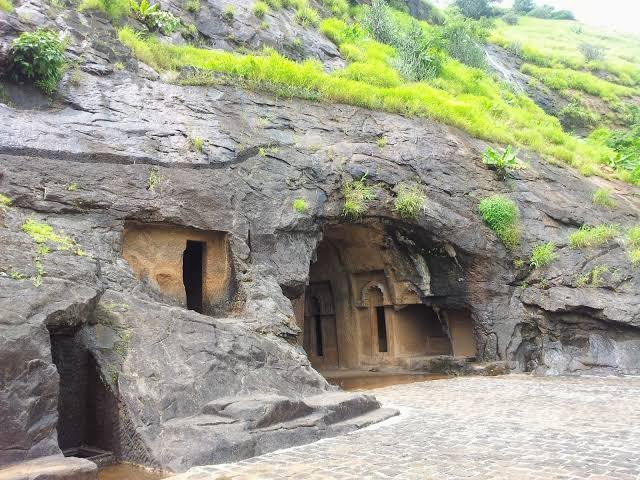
(0, 0), (640, 474)
(0, 455), (97, 480)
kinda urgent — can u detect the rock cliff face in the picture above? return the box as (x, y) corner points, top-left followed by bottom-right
(1, 0), (640, 474)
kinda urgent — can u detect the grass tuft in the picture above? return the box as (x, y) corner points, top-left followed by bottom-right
(0, 0), (12, 12)
(253, 1), (269, 18)
(592, 187), (617, 208)
(529, 242), (556, 268)
(478, 195), (520, 251)
(293, 198), (308, 213)
(342, 176), (375, 217)
(393, 183), (425, 219)
(568, 224), (619, 249)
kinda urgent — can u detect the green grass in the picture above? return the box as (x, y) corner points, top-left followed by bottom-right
(478, 195), (520, 251)
(628, 226), (640, 249)
(521, 63), (635, 101)
(0, 193), (11, 207)
(342, 176), (375, 217)
(393, 183), (425, 219)
(0, 0), (13, 12)
(253, 1), (269, 18)
(78, 0), (130, 20)
(529, 242), (556, 268)
(191, 136), (203, 152)
(568, 224), (619, 249)
(118, 27), (628, 183)
(592, 187), (616, 208)
(491, 17), (640, 87)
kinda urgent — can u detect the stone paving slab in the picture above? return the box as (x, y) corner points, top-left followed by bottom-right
(167, 375), (640, 480)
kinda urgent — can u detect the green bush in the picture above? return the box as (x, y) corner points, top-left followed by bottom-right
(454, 0), (496, 19)
(512, 0), (533, 14)
(394, 183), (425, 219)
(559, 101), (599, 130)
(568, 224), (619, 249)
(482, 145), (519, 179)
(436, 14), (488, 69)
(293, 198), (308, 213)
(363, 0), (442, 80)
(253, 1), (269, 18)
(391, 20), (442, 81)
(8, 29), (66, 94)
(529, 242), (556, 268)
(578, 43), (605, 63)
(342, 176), (375, 217)
(502, 12), (518, 25)
(591, 187), (616, 208)
(478, 195), (520, 250)
(0, 0), (13, 12)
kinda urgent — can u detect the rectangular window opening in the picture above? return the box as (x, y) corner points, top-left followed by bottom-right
(376, 306), (388, 353)
(183, 240), (204, 313)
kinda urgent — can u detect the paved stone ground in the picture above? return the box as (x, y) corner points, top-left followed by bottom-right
(169, 375), (640, 480)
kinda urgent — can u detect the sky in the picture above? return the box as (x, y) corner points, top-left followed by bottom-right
(433, 0), (640, 34)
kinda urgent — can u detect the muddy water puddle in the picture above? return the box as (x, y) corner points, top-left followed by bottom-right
(98, 464), (169, 480)
(325, 373), (449, 391)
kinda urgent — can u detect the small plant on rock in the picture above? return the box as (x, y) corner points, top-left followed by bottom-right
(295, 5), (319, 27)
(394, 183), (425, 219)
(592, 187), (616, 208)
(8, 29), (66, 94)
(0, 0), (13, 12)
(529, 242), (556, 269)
(292, 198), (308, 213)
(253, 1), (269, 18)
(568, 224), (619, 249)
(342, 175), (375, 218)
(482, 145), (520, 180)
(147, 166), (162, 192)
(627, 226), (640, 267)
(185, 0), (200, 13)
(478, 195), (520, 251)
(0, 193), (11, 210)
(222, 4), (235, 21)
(191, 136), (203, 152)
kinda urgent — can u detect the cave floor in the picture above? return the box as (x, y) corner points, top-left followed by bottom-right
(168, 375), (640, 480)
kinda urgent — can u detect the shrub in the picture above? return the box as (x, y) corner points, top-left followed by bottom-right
(454, 0), (496, 19)
(559, 102), (599, 130)
(0, 0), (12, 12)
(8, 29), (66, 94)
(362, 0), (395, 46)
(478, 195), (520, 250)
(391, 20), (442, 81)
(394, 183), (425, 219)
(512, 0), (533, 14)
(342, 176), (375, 217)
(529, 242), (556, 268)
(253, 1), (269, 18)
(147, 10), (182, 34)
(293, 198), (308, 213)
(592, 187), (616, 208)
(578, 43), (605, 63)
(630, 249), (640, 267)
(502, 12), (518, 25)
(568, 224), (619, 249)
(295, 5), (319, 27)
(482, 145), (520, 179)
(436, 14), (488, 69)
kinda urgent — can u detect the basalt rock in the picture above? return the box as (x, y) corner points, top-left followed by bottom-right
(0, 0), (640, 475)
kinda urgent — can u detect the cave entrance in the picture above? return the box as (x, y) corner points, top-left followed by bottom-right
(183, 240), (205, 313)
(297, 223), (476, 373)
(49, 328), (116, 462)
